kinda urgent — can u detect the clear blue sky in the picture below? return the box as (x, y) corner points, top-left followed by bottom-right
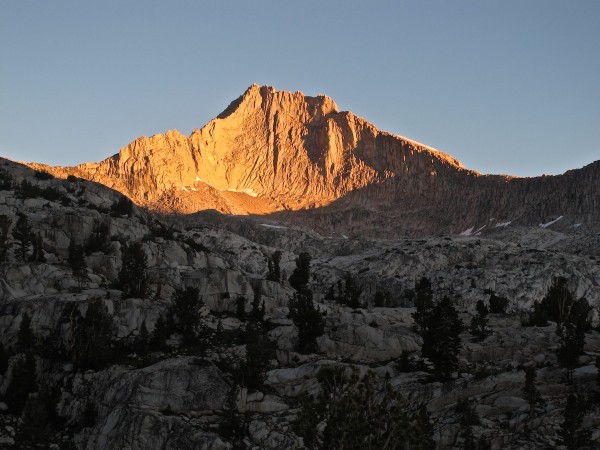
(1, 1), (598, 176)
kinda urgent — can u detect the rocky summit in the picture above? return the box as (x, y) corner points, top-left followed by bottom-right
(27, 84), (600, 238)
(1, 86), (600, 449)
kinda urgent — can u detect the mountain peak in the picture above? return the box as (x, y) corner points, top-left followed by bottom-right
(26, 84), (473, 220)
(218, 83), (339, 121)
(28, 85), (600, 238)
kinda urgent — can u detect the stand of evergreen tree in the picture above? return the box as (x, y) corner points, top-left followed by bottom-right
(13, 212), (32, 262)
(170, 287), (204, 345)
(412, 277), (434, 335)
(288, 289), (325, 354)
(64, 299), (114, 370)
(289, 252), (311, 291)
(117, 242), (148, 298)
(85, 220), (111, 255)
(239, 321), (273, 391)
(542, 277), (575, 323)
(336, 272), (363, 308)
(421, 296), (463, 381)
(556, 298), (591, 384)
(0, 214), (11, 262)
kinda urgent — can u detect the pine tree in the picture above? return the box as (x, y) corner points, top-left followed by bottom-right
(81, 401), (97, 428)
(288, 289), (325, 354)
(337, 272), (362, 308)
(0, 214), (11, 262)
(488, 292), (509, 314)
(422, 297), (463, 380)
(137, 320), (149, 356)
(18, 312), (35, 352)
(70, 299), (114, 370)
(414, 405), (436, 450)
(556, 298), (591, 384)
(529, 300), (548, 327)
(469, 300), (489, 341)
(477, 436), (491, 450)
(456, 399), (477, 450)
(171, 287), (203, 344)
(289, 252), (311, 291)
(249, 285), (265, 324)
(542, 277), (575, 323)
(266, 250), (281, 282)
(412, 277), (434, 334)
(0, 341), (8, 375)
(560, 393), (591, 449)
(110, 195), (133, 217)
(14, 395), (53, 447)
(29, 231), (45, 262)
(236, 296), (247, 321)
(13, 213), (32, 262)
(151, 315), (169, 351)
(240, 322), (273, 391)
(118, 242), (148, 298)
(6, 352), (37, 415)
(523, 366), (540, 419)
(86, 220), (111, 254)
(68, 241), (88, 292)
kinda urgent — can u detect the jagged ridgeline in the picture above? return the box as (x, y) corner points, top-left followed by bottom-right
(26, 84), (600, 238)
(1, 85), (600, 449)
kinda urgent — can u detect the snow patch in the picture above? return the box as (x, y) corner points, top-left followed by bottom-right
(574, 223), (582, 229)
(260, 224), (288, 230)
(460, 227), (474, 236)
(539, 216), (563, 228)
(226, 188), (258, 197)
(495, 221), (512, 228)
(460, 225), (486, 236)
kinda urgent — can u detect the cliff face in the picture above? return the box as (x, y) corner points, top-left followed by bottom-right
(27, 84), (600, 236)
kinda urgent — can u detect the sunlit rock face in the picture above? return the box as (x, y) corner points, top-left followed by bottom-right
(27, 84), (600, 238)
(25, 85), (465, 213)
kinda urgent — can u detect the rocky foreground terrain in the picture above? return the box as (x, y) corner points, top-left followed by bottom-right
(1, 156), (600, 449)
